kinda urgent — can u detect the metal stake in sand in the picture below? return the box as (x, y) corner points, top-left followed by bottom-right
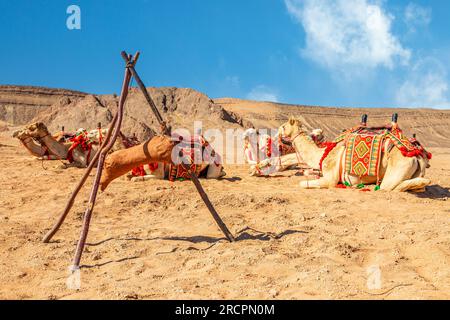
(121, 51), (235, 242)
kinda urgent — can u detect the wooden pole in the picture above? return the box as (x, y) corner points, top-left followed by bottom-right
(71, 54), (137, 268)
(121, 51), (235, 242)
(42, 54), (139, 244)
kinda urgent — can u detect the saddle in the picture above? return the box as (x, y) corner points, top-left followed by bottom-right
(130, 134), (221, 181)
(335, 114), (431, 178)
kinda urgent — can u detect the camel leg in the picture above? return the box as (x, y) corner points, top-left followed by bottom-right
(299, 177), (336, 189)
(206, 164), (226, 179)
(300, 147), (343, 189)
(276, 153), (299, 171)
(393, 178), (431, 192)
(379, 156), (418, 191)
(299, 154), (342, 189)
(299, 178), (322, 189)
(130, 175), (159, 182)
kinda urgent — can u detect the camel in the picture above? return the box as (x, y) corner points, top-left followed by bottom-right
(247, 128), (325, 177)
(100, 134), (226, 190)
(280, 117), (431, 192)
(14, 122), (111, 167)
(13, 129), (61, 160)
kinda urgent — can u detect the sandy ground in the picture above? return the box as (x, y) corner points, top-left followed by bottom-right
(0, 130), (449, 300)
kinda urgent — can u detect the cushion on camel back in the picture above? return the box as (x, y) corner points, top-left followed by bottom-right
(100, 135), (174, 191)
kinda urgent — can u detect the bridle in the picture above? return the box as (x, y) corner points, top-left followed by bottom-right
(279, 124), (308, 168)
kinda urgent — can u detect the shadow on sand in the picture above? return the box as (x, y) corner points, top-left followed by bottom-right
(416, 185), (450, 200)
(81, 227), (308, 268)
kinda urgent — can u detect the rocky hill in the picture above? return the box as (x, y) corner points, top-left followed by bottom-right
(1, 85), (450, 147)
(0, 85), (87, 125)
(24, 87), (246, 142)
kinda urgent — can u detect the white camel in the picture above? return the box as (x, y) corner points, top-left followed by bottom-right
(280, 117), (431, 192)
(246, 128), (324, 177)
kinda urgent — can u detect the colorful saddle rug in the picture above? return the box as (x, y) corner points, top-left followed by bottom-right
(66, 129), (94, 163)
(337, 124), (431, 178)
(344, 131), (385, 177)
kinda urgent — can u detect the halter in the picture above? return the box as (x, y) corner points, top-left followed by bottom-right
(280, 128), (307, 170)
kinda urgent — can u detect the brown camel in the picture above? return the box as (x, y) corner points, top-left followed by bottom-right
(16, 122), (111, 167)
(100, 135), (174, 190)
(13, 129), (60, 159)
(100, 134), (227, 190)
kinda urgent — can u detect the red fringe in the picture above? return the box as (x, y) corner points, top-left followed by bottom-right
(132, 165), (146, 177)
(399, 146), (431, 160)
(132, 162), (159, 177)
(67, 133), (92, 163)
(319, 142), (338, 171)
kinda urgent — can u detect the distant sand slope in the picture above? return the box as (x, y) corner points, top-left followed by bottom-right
(215, 98), (450, 148)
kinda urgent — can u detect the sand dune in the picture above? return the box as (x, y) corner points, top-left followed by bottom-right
(0, 86), (449, 300)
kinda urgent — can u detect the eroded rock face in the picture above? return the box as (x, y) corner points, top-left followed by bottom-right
(0, 85), (86, 125)
(26, 87), (246, 142)
(3, 85), (450, 148)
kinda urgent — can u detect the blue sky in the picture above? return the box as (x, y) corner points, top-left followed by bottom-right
(1, 0), (449, 108)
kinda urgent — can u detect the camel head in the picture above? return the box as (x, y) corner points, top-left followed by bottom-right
(310, 128), (325, 145)
(24, 122), (50, 138)
(12, 129), (30, 140)
(279, 117), (305, 139)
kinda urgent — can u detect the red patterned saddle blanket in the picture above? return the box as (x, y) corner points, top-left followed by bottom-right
(344, 130), (385, 177)
(338, 125), (431, 178)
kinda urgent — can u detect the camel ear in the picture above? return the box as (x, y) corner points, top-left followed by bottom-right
(289, 117), (296, 125)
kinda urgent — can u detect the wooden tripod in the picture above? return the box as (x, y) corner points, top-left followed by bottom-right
(43, 51), (234, 270)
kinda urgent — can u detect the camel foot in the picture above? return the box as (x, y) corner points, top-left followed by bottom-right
(299, 179), (322, 189)
(393, 178), (431, 192)
(130, 175), (158, 182)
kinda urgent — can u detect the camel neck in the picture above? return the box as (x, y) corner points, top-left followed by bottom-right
(40, 135), (68, 158)
(292, 134), (324, 170)
(20, 137), (46, 157)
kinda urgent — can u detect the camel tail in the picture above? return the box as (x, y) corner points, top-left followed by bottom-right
(394, 178), (431, 192)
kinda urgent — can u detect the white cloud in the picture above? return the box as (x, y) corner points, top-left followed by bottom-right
(285, 0), (411, 73)
(396, 58), (450, 109)
(404, 2), (432, 31)
(247, 85), (279, 102)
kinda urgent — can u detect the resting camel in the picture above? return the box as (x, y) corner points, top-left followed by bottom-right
(13, 122), (110, 167)
(247, 128), (325, 177)
(100, 134), (226, 190)
(280, 117), (431, 192)
(13, 129), (61, 160)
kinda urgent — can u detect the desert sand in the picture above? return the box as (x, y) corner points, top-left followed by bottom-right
(0, 86), (449, 300)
